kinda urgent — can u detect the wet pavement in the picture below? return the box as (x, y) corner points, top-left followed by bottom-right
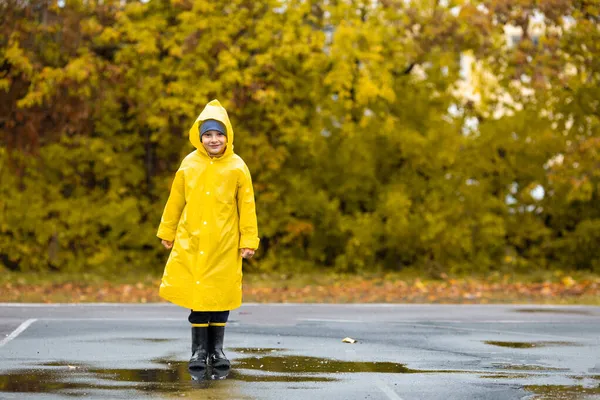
(0, 303), (599, 399)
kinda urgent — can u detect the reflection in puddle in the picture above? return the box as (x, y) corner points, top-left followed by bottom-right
(572, 375), (600, 381)
(0, 349), (459, 396)
(93, 338), (176, 344)
(480, 373), (543, 379)
(227, 371), (336, 383)
(525, 384), (600, 399)
(90, 361), (336, 384)
(0, 358), (339, 395)
(40, 361), (87, 368)
(230, 347), (286, 355)
(491, 363), (569, 372)
(484, 341), (578, 349)
(235, 355), (416, 374)
(1, 347), (592, 397)
(0, 370), (95, 393)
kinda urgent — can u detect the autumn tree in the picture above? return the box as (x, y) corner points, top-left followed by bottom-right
(1, 0), (598, 276)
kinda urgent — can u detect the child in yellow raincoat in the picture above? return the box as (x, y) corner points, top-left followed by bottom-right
(157, 99), (259, 371)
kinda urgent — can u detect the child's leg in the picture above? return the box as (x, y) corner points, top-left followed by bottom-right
(208, 311), (229, 325)
(207, 311), (230, 368)
(188, 311), (211, 370)
(189, 311), (212, 325)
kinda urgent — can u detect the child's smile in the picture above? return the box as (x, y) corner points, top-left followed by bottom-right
(202, 131), (227, 156)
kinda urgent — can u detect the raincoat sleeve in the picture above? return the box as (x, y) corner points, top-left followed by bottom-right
(157, 169), (186, 242)
(237, 165), (260, 250)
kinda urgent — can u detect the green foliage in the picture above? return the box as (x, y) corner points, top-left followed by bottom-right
(1, 0), (599, 276)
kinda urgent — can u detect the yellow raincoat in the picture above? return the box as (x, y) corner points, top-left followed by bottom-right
(157, 100), (259, 311)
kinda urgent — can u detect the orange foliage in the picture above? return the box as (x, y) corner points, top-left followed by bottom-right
(1, 277), (598, 304)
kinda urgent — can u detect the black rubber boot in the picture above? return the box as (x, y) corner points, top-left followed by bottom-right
(189, 326), (208, 371)
(208, 325), (231, 368)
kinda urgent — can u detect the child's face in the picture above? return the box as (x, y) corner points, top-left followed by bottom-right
(201, 130), (227, 156)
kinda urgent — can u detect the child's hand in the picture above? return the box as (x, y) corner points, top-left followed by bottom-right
(161, 240), (173, 250)
(240, 248), (255, 259)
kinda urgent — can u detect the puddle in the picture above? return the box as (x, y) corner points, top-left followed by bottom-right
(227, 371), (335, 382)
(0, 350), (465, 396)
(514, 308), (594, 316)
(93, 337), (176, 344)
(90, 362), (189, 387)
(236, 355), (419, 374)
(480, 373), (543, 379)
(14, 350), (582, 396)
(40, 361), (87, 368)
(0, 359), (337, 395)
(91, 361), (336, 384)
(524, 384), (600, 399)
(569, 375), (600, 382)
(231, 347), (287, 356)
(0, 370), (98, 393)
(0, 365), (186, 394)
(491, 363), (569, 372)
(484, 341), (578, 349)
(138, 338), (175, 343)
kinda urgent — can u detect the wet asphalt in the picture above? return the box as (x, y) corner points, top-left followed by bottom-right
(0, 303), (599, 400)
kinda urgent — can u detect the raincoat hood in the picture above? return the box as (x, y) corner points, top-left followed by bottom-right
(189, 99), (234, 158)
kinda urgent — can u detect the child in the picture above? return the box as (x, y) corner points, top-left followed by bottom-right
(157, 99), (259, 371)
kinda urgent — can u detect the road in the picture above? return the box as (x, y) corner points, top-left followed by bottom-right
(1, 303), (599, 399)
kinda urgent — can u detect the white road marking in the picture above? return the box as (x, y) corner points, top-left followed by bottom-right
(374, 376), (405, 400)
(0, 319), (37, 348)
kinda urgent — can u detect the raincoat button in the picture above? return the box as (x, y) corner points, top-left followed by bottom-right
(210, 161), (214, 164)
(196, 281), (200, 284)
(200, 251), (204, 255)
(206, 191), (210, 195)
(203, 221), (207, 225)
